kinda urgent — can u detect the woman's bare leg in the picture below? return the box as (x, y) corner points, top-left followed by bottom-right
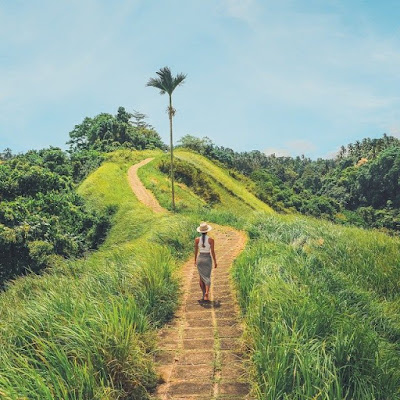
(204, 285), (210, 301)
(199, 278), (206, 299)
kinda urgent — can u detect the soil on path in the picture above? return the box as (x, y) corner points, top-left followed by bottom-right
(128, 158), (165, 213)
(128, 158), (253, 399)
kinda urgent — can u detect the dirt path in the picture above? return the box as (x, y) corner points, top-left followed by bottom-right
(128, 158), (165, 213)
(128, 159), (253, 399)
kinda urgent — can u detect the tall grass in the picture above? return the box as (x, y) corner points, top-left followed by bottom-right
(136, 150), (400, 398)
(137, 155), (206, 213)
(138, 152), (261, 225)
(3, 148), (400, 399)
(0, 150), (196, 399)
(234, 214), (400, 399)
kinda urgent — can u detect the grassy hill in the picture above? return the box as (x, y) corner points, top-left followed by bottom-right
(0, 150), (197, 398)
(0, 149), (400, 399)
(139, 150), (400, 399)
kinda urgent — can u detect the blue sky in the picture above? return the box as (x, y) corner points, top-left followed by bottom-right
(1, 0), (399, 158)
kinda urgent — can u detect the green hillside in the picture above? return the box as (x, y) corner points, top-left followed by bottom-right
(178, 134), (400, 234)
(139, 151), (400, 399)
(1, 149), (400, 399)
(0, 150), (197, 398)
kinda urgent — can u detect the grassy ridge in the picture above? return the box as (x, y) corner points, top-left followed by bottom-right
(175, 149), (274, 214)
(0, 150), (196, 399)
(139, 151), (400, 399)
(137, 156), (206, 213)
(138, 152), (265, 227)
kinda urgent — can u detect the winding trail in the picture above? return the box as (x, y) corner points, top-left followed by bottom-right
(128, 158), (166, 213)
(128, 158), (253, 399)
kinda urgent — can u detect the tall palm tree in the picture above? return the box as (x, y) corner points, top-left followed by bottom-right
(146, 67), (186, 211)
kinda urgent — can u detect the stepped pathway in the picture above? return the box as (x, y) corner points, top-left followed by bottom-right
(128, 158), (253, 399)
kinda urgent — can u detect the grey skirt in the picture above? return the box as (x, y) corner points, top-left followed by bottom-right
(196, 253), (212, 286)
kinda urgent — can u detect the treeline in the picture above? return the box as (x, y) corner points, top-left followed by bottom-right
(0, 107), (166, 287)
(68, 106), (165, 153)
(178, 134), (400, 234)
(3, 102), (398, 286)
(0, 148), (112, 286)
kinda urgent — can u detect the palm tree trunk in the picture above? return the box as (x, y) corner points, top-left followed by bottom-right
(169, 95), (175, 211)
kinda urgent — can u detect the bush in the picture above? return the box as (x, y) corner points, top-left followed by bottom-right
(28, 240), (54, 271)
(70, 149), (105, 183)
(158, 158), (220, 204)
(0, 153), (113, 287)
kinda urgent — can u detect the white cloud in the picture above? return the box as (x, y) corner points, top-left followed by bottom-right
(221, 0), (257, 23)
(264, 147), (290, 157)
(1, 1), (400, 157)
(388, 125), (400, 138)
(219, 1), (400, 129)
(324, 148), (340, 160)
(264, 139), (316, 157)
(287, 139), (316, 154)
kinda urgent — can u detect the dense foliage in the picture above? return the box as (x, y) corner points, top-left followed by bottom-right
(178, 134), (400, 234)
(158, 158), (220, 204)
(68, 107), (165, 153)
(0, 147), (111, 286)
(0, 105), (166, 286)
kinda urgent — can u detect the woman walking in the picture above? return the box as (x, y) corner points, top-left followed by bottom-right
(194, 222), (217, 301)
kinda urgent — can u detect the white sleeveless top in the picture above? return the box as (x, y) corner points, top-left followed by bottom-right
(199, 234), (211, 253)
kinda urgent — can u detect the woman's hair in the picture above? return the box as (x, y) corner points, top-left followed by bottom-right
(201, 232), (206, 248)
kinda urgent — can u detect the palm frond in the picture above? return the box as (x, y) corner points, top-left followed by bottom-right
(146, 77), (167, 95)
(173, 73), (187, 90)
(157, 67), (173, 92)
(147, 67), (187, 95)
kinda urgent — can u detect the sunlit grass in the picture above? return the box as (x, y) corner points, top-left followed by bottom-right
(138, 152), (261, 223)
(233, 214), (400, 399)
(137, 155), (206, 213)
(0, 149), (196, 399)
(2, 148), (400, 399)
(176, 149), (274, 214)
(137, 150), (400, 397)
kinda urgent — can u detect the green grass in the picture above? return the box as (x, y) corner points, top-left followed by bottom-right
(139, 152), (400, 398)
(175, 149), (274, 214)
(233, 214), (400, 399)
(101, 152), (400, 399)
(0, 149), (197, 399)
(137, 155), (206, 213)
(138, 152), (262, 227)
(2, 149), (400, 399)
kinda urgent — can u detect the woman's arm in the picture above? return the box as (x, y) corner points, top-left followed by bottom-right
(194, 238), (199, 265)
(209, 238), (217, 268)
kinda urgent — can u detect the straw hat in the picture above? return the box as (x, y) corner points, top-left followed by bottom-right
(196, 222), (212, 233)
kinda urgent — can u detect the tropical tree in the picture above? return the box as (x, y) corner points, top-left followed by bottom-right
(146, 66), (187, 211)
(0, 148), (13, 161)
(67, 107), (164, 153)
